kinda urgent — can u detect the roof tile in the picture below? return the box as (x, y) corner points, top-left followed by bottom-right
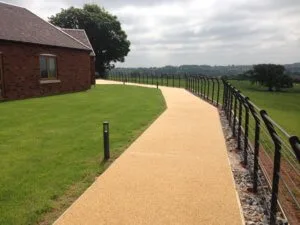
(0, 2), (90, 51)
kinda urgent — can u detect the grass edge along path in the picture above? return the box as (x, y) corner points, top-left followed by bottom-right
(0, 85), (166, 225)
(54, 81), (243, 225)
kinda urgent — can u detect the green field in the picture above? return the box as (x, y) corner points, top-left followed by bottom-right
(230, 80), (300, 137)
(0, 85), (165, 225)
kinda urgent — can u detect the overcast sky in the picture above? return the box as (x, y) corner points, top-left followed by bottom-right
(5, 0), (300, 67)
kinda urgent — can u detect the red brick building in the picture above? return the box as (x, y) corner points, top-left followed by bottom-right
(0, 2), (95, 100)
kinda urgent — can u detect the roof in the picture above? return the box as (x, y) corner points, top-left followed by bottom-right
(62, 29), (95, 56)
(0, 2), (91, 51)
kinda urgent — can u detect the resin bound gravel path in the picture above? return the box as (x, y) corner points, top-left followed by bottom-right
(54, 80), (244, 225)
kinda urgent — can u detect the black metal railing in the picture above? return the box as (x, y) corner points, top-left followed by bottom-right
(108, 72), (186, 88)
(187, 76), (300, 225)
(107, 72), (300, 225)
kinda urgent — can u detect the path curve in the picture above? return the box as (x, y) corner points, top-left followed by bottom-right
(54, 80), (244, 225)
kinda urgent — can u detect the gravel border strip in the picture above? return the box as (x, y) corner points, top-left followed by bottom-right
(219, 110), (287, 225)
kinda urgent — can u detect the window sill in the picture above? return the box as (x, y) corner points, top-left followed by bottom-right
(40, 79), (61, 84)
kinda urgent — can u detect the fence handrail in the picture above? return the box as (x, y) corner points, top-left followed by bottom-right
(183, 75), (299, 225)
(107, 73), (299, 225)
(289, 136), (300, 162)
(223, 80), (291, 138)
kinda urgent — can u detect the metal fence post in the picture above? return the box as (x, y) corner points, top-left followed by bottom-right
(247, 98), (260, 193)
(211, 78), (215, 104)
(206, 77), (210, 100)
(289, 136), (300, 161)
(203, 77), (206, 98)
(260, 110), (282, 225)
(242, 96), (249, 165)
(197, 76), (200, 95)
(192, 75), (195, 92)
(222, 80), (227, 110)
(186, 76), (188, 90)
(199, 76), (201, 95)
(216, 79), (220, 107)
(194, 76), (197, 94)
(172, 75), (174, 87)
(103, 121), (110, 160)
(226, 83), (231, 118)
(185, 75), (188, 90)
(192, 76), (194, 93)
(228, 86), (233, 125)
(232, 89), (238, 136)
(192, 76), (194, 92)
(237, 93), (243, 150)
(167, 75), (169, 87)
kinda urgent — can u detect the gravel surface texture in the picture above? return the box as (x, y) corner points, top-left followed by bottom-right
(219, 111), (287, 225)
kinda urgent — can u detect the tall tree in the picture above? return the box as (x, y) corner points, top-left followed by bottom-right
(249, 64), (293, 91)
(49, 4), (130, 76)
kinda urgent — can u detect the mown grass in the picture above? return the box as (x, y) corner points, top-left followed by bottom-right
(0, 85), (166, 225)
(230, 80), (300, 137)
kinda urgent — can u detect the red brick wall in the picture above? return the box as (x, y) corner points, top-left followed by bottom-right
(0, 41), (93, 100)
(90, 56), (96, 85)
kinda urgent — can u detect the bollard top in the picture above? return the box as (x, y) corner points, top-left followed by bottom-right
(103, 121), (109, 131)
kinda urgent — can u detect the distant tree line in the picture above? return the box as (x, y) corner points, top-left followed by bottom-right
(113, 63), (300, 78)
(112, 63), (297, 92)
(111, 65), (253, 77)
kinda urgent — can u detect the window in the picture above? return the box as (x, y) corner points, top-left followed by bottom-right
(39, 55), (57, 79)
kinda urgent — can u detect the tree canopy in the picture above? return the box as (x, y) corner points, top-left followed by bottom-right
(49, 4), (130, 76)
(248, 64), (293, 91)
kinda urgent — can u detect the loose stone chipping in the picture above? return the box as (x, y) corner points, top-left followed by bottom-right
(219, 111), (287, 225)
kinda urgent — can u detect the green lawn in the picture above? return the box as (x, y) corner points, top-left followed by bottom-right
(230, 80), (300, 136)
(0, 85), (165, 225)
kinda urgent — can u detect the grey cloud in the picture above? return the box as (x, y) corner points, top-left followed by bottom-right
(4, 0), (300, 66)
(6, 0), (186, 9)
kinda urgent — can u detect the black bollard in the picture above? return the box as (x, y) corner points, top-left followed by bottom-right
(103, 121), (110, 160)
